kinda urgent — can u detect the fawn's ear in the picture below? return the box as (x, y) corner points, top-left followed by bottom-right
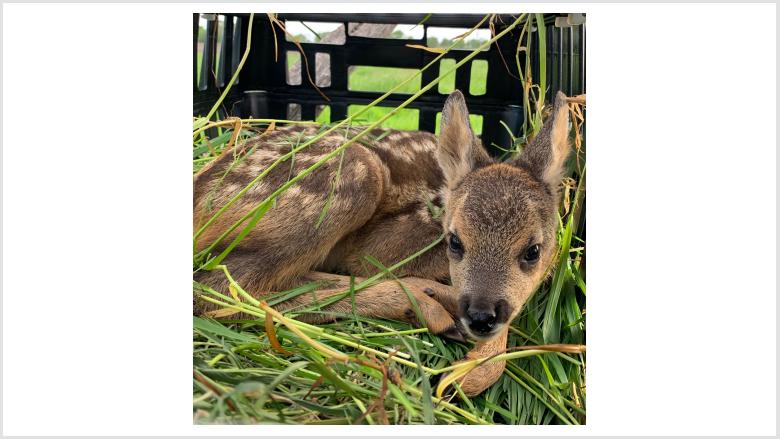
(512, 91), (571, 186)
(437, 90), (492, 188)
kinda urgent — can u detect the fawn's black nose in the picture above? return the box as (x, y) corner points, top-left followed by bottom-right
(465, 305), (497, 335)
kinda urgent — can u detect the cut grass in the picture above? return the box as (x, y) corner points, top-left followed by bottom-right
(193, 14), (585, 425)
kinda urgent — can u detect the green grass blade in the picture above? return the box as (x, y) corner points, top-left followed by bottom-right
(542, 215), (574, 343)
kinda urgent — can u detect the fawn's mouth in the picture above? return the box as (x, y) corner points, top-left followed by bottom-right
(458, 318), (507, 342)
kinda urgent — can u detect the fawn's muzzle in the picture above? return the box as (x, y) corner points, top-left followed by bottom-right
(460, 297), (510, 339)
(466, 306), (497, 335)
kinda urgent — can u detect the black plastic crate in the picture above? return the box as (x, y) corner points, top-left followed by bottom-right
(193, 13), (585, 155)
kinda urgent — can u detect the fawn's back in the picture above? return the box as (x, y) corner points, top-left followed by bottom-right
(193, 125), (451, 290)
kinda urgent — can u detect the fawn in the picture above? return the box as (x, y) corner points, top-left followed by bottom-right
(194, 90), (571, 396)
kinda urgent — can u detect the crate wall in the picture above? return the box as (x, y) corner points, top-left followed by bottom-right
(193, 13), (585, 155)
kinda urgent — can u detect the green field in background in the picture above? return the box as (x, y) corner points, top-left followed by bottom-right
(198, 49), (488, 134)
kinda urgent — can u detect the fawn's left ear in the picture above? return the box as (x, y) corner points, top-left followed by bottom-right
(437, 90), (492, 188)
(511, 91), (571, 186)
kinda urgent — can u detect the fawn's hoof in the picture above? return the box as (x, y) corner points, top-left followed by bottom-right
(439, 323), (467, 343)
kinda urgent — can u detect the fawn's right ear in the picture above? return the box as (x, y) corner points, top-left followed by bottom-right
(437, 90), (492, 188)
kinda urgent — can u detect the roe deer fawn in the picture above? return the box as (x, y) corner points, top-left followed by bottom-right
(194, 90), (571, 396)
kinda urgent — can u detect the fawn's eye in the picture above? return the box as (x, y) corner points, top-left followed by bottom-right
(448, 233), (464, 256)
(523, 244), (541, 263)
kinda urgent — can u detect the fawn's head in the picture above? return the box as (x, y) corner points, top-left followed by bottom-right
(437, 90), (571, 341)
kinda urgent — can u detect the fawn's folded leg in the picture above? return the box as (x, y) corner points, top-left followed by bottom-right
(451, 326), (509, 396)
(281, 272), (463, 340)
(195, 269), (465, 341)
